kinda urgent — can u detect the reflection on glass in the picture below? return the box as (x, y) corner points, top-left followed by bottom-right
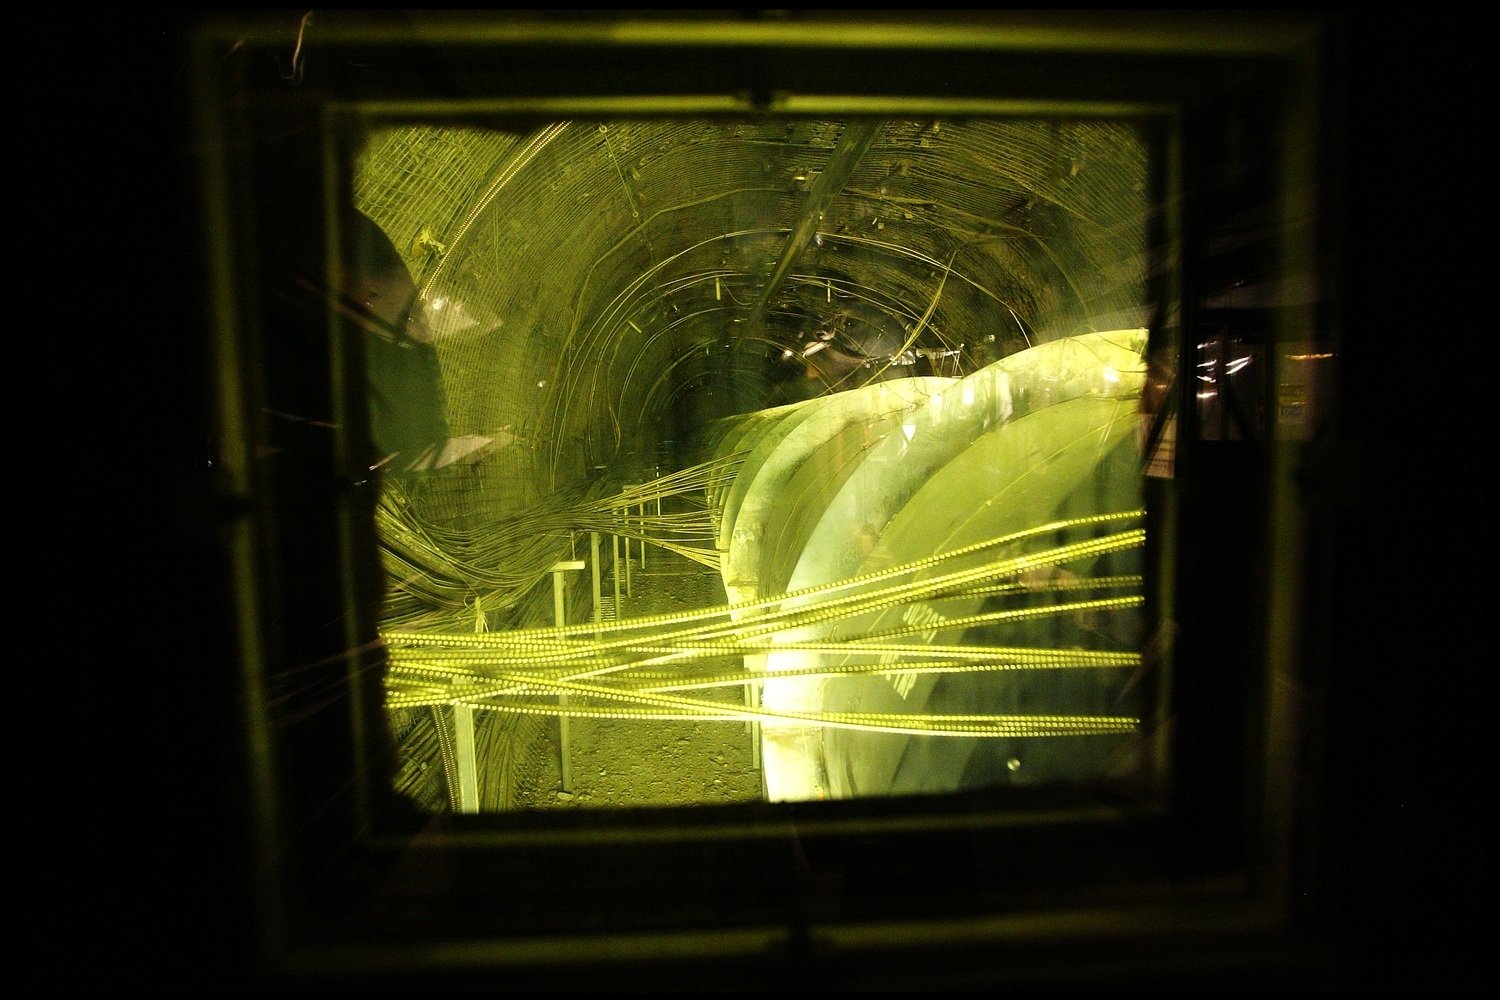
(353, 116), (1155, 811)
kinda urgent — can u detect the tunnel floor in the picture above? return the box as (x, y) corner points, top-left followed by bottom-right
(510, 547), (764, 809)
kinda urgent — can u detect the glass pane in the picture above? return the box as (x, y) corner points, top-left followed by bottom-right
(352, 116), (1156, 811)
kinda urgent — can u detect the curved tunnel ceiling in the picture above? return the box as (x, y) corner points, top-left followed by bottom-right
(353, 115), (1149, 527)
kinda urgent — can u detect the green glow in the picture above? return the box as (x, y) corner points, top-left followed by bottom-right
(351, 106), (1159, 808)
(383, 512), (1146, 747)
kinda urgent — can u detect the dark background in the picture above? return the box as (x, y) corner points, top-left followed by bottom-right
(17, 11), (1483, 992)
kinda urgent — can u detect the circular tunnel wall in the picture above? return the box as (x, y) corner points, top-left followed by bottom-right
(352, 114), (1154, 809)
(354, 117), (1147, 528)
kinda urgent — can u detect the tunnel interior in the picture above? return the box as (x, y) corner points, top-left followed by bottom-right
(351, 114), (1159, 812)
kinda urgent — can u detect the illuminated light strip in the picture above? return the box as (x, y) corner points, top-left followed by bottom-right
(383, 696), (1138, 738)
(586, 640), (1138, 664)
(390, 653), (1134, 701)
(376, 490), (1139, 632)
(389, 631), (1140, 669)
(382, 525), (1147, 713)
(384, 538), (1145, 696)
(383, 666), (1139, 736)
(394, 657), (1134, 705)
(677, 535), (1144, 647)
(654, 587), (1134, 656)
(388, 647), (617, 667)
(651, 521), (1144, 638)
(380, 582), (1144, 660)
(380, 510), (1145, 646)
(635, 658), (1137, 693)
(379, 526), (1145, 658)
(763, 642), (1136, 662)
(380, 532), (1141, 645)
(388, 648), (1139, 703)
(384, 565), (1142, 689)
(391, 651), (1136, 696)
(421, 700), (1134, 737)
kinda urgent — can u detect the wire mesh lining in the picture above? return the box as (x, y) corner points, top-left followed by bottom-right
(353, 119), (1145, 530)
(354, 127), (525, 289)
(351, 118), (1150, 810)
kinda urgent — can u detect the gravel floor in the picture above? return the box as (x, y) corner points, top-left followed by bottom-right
(511, 549), (764, 809)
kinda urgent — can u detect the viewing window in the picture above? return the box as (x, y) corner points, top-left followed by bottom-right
(343, 114), (1165, 813)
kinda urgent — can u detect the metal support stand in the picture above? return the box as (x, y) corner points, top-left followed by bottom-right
(453, 704), (479, 813)
(590, 531), (603, 624)
(623, 487), (637, 596)
(550, 559), (586, 793)
(747, 683), (762, 772)
(449, 595), (488, 813)
(612, 532), (622, 614)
